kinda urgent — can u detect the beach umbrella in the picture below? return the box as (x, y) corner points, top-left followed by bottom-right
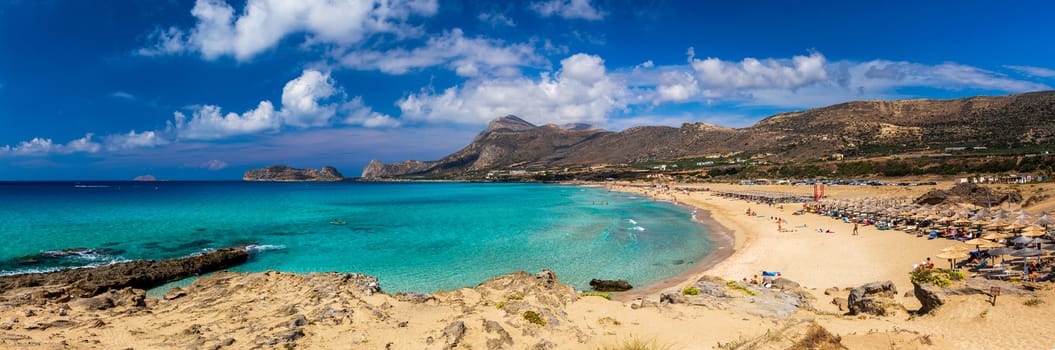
(988, 247), (1015, 256)
(987, 247), (1015, 264)
(936, 251), (970, 269)
(964, 238), (992, 246)
(977, 241), (1004, 249)
(982, 232), (1010, 240)
(987, 220), (1008, 230)
(1011, 236), (1034, 245)
(1011, 248), (1043, 257)
(1021, 230), (1047, 238)
(1032, 213), (1055, 227)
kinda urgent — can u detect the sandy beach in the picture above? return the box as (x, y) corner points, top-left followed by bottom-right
(2, 181), (1054, 349)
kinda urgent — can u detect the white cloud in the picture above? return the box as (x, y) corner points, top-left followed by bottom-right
(137, 27), (188, 57)
(340, 29), (542, 77)
(530, 0), (605, 20)
(279, 70), (338, 127)
(477, 12), (515, 27)
(6, 138), (56, 156)
(65, 133), (103, 153)
(172, 101), (280, 140)
(398, 53), (632, 125)
(169, 69), (396, 140)
(341, 97), (401, 128)
(200, 159), (228, 171)
(110, 91), (136, 100)
(854, 60), (1049, 93)
(140, 0), (438, 61)
(104, 130), (168, 150)
(1, 134), (103, 157)
(690, 49), (828, 91)
(655, 71), (699, 103)
(622, 49), (1051, 108)
(1005, 65), (1055, 78)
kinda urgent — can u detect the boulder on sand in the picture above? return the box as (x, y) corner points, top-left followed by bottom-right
(589, 279), (633, 292)
(847, 281), (898, 316)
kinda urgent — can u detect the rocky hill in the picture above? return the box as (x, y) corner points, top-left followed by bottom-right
(362, 91), (1055, 178)
(244, 165), (344, 181)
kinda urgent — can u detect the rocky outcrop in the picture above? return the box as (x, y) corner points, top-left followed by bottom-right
(914, 277), (1034, 314)
(589, 279), (633, 292)
(360, 159), (433, 178)
(0, 246), (250, 298)
(847, 281), (899, 316)
(243, 165), (343, 181)
(659, 276), (814, 319)
(915, 183), (1023, 207)
(913, 283), (945, 314)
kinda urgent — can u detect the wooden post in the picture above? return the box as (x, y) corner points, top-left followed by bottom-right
(989, 286), (1001, 306)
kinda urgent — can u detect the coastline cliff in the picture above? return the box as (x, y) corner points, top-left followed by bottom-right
(243, 165), (344, 182)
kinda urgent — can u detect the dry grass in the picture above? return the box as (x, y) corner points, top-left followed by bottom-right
(598, 336), (673, 350)
(788, 323), (847, 350)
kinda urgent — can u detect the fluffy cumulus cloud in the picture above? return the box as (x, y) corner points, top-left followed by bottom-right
(690, 49), (829, 92)
(398, 53), (631, 125)
(340, 29), (543, 77)
(279, 70), (339, 127)
(104, 130), (168, 151)
(530, 0), (605, 20)
(172, 101), (280, 140)
(139, 0), (438, 61)
(0, 134), (101, 157)
(654, 71), (699, 103)
(170, 69), (396, 140)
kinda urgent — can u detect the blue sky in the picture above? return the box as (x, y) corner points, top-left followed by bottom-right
(2, 0), (1054, 180)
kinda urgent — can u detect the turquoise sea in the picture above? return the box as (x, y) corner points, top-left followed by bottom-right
(0, 182), (713, 293)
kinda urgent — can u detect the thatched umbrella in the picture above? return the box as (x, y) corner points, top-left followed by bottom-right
(941, 245), (971, 253)
(1020, 226), (1047, 237)
(936, 251), (971, 269)
(964, 238), (995, 251)
(978, 241), (1004, 249)
(982, 232), (1010, 241)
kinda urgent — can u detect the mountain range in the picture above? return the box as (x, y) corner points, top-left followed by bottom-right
(362, 91), (1055, 179)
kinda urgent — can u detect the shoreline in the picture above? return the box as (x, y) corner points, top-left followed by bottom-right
(615, 203), (737, 300)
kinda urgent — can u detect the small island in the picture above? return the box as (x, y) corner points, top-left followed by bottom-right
(242, 165), (344, 182)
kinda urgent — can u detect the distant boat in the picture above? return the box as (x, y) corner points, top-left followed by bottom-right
(330, 218), (347, 225)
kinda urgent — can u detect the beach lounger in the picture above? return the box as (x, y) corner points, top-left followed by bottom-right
(985, 272), (1017, 280)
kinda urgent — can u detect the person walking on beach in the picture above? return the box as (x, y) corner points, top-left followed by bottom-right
(852, 221), (859, 235)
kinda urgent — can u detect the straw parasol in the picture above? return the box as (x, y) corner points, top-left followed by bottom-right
(941, 245), (971, 253)
(1020, 225), (1047, 237)
(978, 241), (1004, 249)
(936, 251), (970, 269)
(982, 232), (1010, 240)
